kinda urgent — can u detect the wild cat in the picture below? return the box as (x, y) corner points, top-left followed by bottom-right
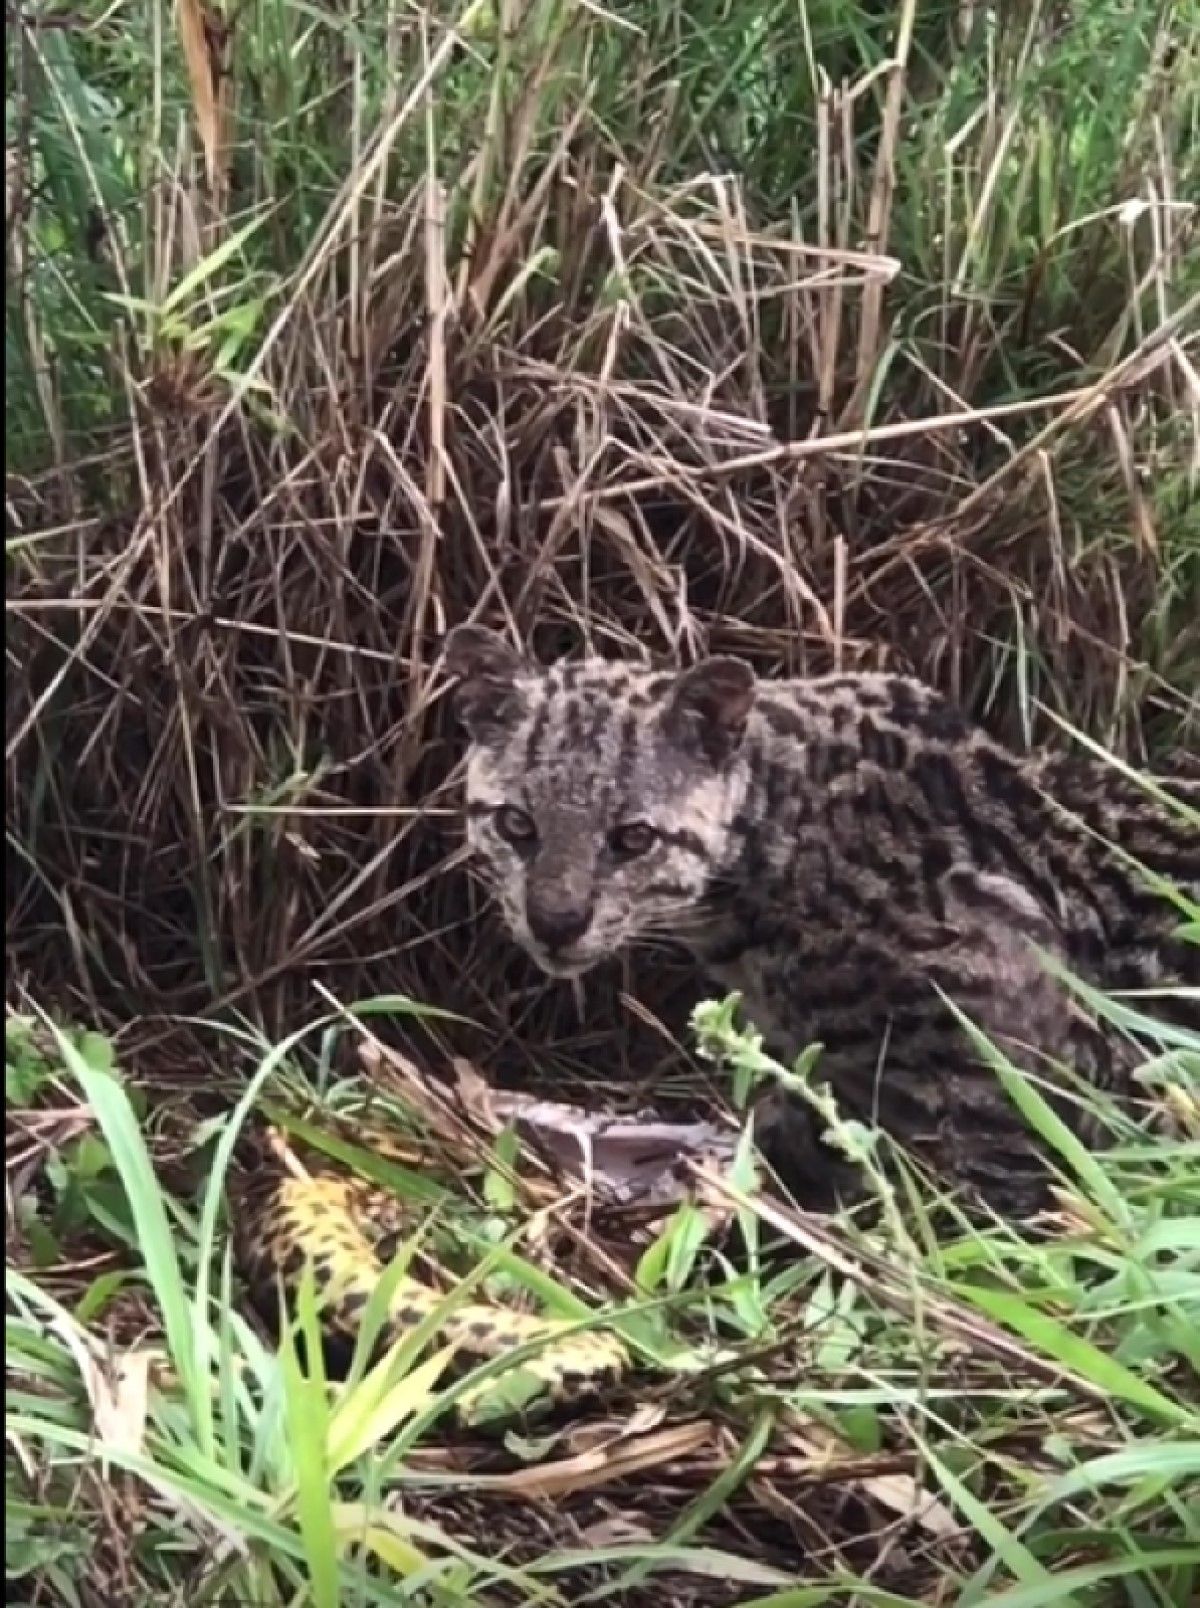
(444, 626), (1199, 1213)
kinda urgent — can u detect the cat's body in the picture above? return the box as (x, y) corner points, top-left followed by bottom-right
(444, 627), (1199, 1215)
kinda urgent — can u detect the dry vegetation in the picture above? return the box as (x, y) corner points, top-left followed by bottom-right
(5, 2), (1200, 1604)
(8, 0), (1198, 1056)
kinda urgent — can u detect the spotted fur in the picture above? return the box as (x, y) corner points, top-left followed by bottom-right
(445, 626), (1200, 1216)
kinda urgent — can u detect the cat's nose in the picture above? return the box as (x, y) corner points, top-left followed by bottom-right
(525, 896), (591, 952)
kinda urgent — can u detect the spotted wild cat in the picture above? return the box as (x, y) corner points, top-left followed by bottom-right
(443, 626), (1199, 1215)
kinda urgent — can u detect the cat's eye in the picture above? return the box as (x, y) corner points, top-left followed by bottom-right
(609, 820), (657, 858)
(494, 805), (537, 847)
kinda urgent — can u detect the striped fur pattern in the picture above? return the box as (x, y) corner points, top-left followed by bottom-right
(444, 627), (1199, 1215)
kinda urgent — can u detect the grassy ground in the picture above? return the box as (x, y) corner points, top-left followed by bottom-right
(5, 0), (1200, 1602)
(7, 986), (1200, 1605)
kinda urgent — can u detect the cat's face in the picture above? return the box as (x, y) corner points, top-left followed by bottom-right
(444, 626), (754, 976)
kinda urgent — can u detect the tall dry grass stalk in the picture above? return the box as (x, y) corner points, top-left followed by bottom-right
(6, 1), (1197, 1063)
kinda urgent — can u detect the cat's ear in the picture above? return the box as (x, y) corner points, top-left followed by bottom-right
(444, 624), (526, 684)
(661, 657), (755, 765)
(442, 625), (530, 740)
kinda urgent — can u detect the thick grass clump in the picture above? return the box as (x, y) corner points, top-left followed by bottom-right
(6, 0), (1198, 1051)
(5, 0), (1200, 1603)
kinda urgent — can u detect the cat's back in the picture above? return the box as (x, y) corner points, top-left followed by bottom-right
(732, 669), (1195, 994)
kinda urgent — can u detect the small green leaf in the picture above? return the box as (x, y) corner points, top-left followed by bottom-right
(76, 1031), (115, 1076)
(25, 1216), (61, 1269)
(74, 1269), (133, 1325)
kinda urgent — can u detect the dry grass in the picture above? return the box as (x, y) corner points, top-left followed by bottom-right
(7, 2), (1198, 1083)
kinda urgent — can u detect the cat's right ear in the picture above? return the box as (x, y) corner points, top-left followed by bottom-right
(661, 656), (755, 766)
(442, 625), (529, 739)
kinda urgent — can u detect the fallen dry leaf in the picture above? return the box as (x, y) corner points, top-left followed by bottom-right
(858, 1470), (962, 1542)
(91, 1347), (152, 1460)
(455, 1063), (736, 1206)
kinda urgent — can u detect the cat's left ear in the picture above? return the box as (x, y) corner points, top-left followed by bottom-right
(661, 657), (755, 765)
(443, 625), (530, 740)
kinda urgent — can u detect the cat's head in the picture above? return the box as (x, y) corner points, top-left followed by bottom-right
(443, 625), (755, 976)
